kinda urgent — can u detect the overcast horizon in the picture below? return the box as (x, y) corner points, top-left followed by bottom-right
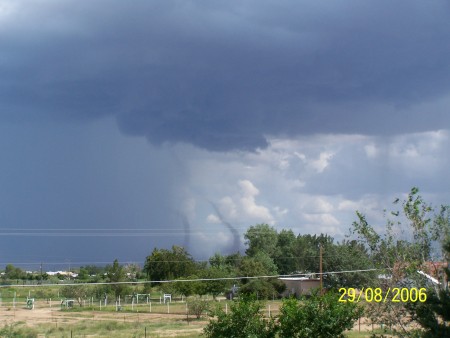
(1, 0), (450, 269)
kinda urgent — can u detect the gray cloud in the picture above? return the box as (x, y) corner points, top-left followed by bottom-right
(1, 1), (449, 151)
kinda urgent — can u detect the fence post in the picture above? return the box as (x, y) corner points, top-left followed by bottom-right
(167, 302), (170, 314)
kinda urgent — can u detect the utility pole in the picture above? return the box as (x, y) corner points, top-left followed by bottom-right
(319, 245), (323, 295)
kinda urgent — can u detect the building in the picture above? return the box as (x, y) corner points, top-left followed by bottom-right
(278, 277), (321, 297)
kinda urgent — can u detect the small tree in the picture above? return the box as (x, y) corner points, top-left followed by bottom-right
(351, 187), (449, 336)
(408, 239), (450, 337)
(105, 259), (131, 300)
(61, 285), (88, 307)
(188, 298), (210, 319)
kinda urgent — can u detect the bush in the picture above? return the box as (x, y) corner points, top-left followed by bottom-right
(204, 291), (362, 338)
(203, 296), (277, 338)
(0, 322), (38, 338)
(278, 291), (363, 338)
(188, 299), (210, 319)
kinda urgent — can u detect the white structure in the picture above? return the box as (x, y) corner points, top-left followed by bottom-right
(278, 277), (321, 297)
(163, 294), (172, 303)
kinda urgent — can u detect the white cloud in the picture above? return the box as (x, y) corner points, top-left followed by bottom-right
(206, 214), (220, 224)
(308, 151), (334, 173)
(364, 143), (378, 158)
(303, 213), (340, 226)
(299, 196), (334, 214)
(173, 129), (450, 257)
(238, 180), (274, 224)
(218, 196), (238, 219)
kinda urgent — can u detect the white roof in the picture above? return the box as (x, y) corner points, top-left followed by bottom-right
(279, 277), (320, 281)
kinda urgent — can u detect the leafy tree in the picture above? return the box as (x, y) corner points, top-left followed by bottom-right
(351, 187), (449, 336)
(3, 264), (26, 280)
(238, 253), (277, 279)
(408, 239), (450, 337)
(173, 276), (198, 297)
(238, 248), (284, 298)
(61, 284), (88, 307)
(245, 224), (278, 257)
(105, 259), (130, 300)
(323, 240), (375, 288)
(77, 267), (90, 280)
(204, 296), (277, 338)
(143, 245), (197, 282)
(239, 278), (285, 300)
(209, 252), (228, 269)
(200, 266), (233, 300)
(278, 291), (363, 338)
(188, 298), (210, 319)
(224, 251), (244, 269)
(274, 229), (297, 274)
(294, 234), (333, 273)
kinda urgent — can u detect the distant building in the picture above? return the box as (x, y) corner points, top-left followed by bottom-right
(278, 277), (321, 297)
(46, 271), (78, 278)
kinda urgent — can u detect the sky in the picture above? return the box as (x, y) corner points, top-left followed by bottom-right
(1, 0), (449, 270)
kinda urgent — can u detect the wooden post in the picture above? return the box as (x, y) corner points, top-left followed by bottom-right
(320, 245), (323, 295)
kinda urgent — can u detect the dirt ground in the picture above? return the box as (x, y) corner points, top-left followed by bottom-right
(0, 300), (407, 337)
(0, 301), (207, 337)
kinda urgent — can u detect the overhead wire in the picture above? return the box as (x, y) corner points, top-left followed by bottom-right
(0, 268), (382, 288)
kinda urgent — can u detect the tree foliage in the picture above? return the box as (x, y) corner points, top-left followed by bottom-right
(204, 296), (277, 338)
(143, 245), (197, 282)
(188, 298), (210, 319)
(278, 291), (363, 338)
(351, 187), (450, 336)
(204, 292), (361, 338)
(245, 224), (279, 257)
(105, 259), (130, 300)
(408, 240), (450, 337)
(61, 284), (88, 306)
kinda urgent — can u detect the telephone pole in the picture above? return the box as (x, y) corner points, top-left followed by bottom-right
(319, 245), (323, 295)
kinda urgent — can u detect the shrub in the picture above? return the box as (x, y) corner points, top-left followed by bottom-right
(188, 298), (210, 319)
(203, 296), (277, 338)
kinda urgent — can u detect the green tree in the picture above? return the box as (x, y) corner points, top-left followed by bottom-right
(188, 298), (210, 319)
(323, 240), (375, 288)
(61, 284), (88, 307)
(173, 275), (198, 297)
(238, 252), (281, 298)
(201, 266), (232, 300)
(105, 259), (130, 300)
(3, 264), (26, 280)
(143, 245), (197, 282)
(274, 229), (297, 274)
(244, 224), (278, 257)
(408, 239), (450, 337)
(351, 187), (449, 336)
(204, 296), (277, 338)
(278, 291), (363, 338)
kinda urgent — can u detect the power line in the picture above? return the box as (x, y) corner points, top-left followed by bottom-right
(0, 268), (382, 288)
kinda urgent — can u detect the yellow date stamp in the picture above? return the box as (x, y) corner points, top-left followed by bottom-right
(338, 287), (427, 303)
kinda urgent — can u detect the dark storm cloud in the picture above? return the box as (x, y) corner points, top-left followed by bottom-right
(1, 0), (450, 150)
